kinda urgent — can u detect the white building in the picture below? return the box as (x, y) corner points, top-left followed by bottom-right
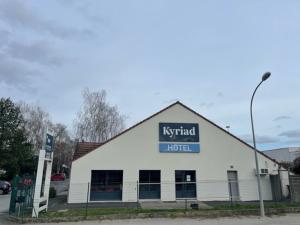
(68, 102), (289, 204)
(264, 147), (300, 163)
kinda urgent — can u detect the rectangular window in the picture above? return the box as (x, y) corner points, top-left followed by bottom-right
(90, 170), (123, 201)
(139, 170), (161, 199)
(175, 170), (196, 199)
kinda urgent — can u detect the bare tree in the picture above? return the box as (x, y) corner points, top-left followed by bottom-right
(52, 123), (74, 174)
(19, 102), (74, 173)
(18, 102), (51, 154)
(74, 88), (126, 142)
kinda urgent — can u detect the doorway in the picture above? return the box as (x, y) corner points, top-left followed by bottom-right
(227, 171), (240, 201)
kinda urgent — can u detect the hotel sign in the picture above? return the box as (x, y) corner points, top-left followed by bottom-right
(45, 133), (54, 152)
(159, 123), (200, 153)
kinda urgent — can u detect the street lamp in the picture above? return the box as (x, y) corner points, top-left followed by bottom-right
(250, 71), (271, 217)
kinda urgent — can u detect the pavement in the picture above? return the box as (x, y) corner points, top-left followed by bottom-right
(0, 193), (13, 225)
(0, 193), (10, 213)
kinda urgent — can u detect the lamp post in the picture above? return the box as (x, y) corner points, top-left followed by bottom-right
(250, 71), (271, 217)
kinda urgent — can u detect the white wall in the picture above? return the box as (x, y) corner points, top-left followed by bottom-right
(68, 103), (280, 203)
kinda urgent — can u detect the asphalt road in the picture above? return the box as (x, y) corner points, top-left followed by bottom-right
(16, 214), (300, 225)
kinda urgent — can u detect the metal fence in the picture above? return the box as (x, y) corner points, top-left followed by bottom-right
(8, 174), (300, 219)
(290, 175), (300, 202)
(9, 175), (35, 219)
(67, 177), (300, 208)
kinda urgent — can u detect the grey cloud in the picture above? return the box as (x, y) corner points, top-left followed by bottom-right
(217, 92), (223, 97)
(0, 30), (10, 46)
(279, 130), (300, 138)
(56, 0), (108, 25)
(0, 56), (38, 88)
(283, 139), (300, 145)
(273, 116), (291, 121)
(5, 41), (64, 67)
(240, 134), (280, 144)
(0, 0), (94, 40)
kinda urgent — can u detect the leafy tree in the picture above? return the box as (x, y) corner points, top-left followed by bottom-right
(0, 98), (35, 180)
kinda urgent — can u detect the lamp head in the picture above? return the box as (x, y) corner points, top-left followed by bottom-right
(262, 72), (271, 81)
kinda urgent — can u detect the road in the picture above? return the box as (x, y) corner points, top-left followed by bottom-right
(0, 214), (298, 225)
(1, 191), (300, 225)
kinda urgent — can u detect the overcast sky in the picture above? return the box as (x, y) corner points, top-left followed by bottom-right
(0, 0), (299, 150)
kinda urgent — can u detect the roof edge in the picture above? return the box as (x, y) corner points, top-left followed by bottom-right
(176, 102), (279, 165)
(72, 101), (180, 162)
(73, 101), (280, 165)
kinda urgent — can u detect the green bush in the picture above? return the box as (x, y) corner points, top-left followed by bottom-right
(49, 187), (56, 198)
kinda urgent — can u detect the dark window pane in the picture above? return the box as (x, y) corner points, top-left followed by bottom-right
(139, 171), (149, 183)
(150, 171), (160, 183)
(139, 170), (161, 199)
(139, 170), (160, 183)
(175, 170), (195, 182)
(175, 170), (196, 199)
(90, 170), (123, 201)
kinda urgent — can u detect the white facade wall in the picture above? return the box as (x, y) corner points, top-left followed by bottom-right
(68, 103), (280, 203)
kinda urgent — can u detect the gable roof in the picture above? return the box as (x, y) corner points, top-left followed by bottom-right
(73, 101), (279, 165)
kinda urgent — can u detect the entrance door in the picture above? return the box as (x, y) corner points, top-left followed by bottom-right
(227, 171), (240, 201)
(270, 175), (283, 201)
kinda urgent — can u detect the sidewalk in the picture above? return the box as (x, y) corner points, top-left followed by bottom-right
(0, 194), (10, 213)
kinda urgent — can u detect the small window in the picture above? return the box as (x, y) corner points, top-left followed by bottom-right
(139, 170), (161, 199)
(175, 170), (196, 199)
(90, 170), (123, 201)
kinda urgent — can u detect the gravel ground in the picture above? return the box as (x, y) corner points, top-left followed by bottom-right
(5, 214), (297, 225)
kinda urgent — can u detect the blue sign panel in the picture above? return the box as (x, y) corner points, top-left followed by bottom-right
(159, 143), (200, 153)
(45, 133), (54, 152)
(159, 123), (199, 142)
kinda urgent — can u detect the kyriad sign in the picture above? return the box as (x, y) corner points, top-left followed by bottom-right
(159, 123), (200, 153)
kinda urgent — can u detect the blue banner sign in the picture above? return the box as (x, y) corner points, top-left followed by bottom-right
(45, 133), (54, 152)
(159, 123), (200, 153)
(159, 143), (200, 153)
(159, 123), (199, 142)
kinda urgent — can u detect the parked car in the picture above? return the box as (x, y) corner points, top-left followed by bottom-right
(51, 173), (66, 181)
(0, 180), (11, 194)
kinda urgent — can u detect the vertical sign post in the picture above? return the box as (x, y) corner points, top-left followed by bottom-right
(32, 130), (54, 217)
